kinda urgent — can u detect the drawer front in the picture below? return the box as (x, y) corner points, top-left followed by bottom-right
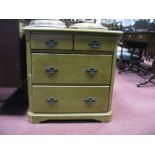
(74, 35), (116, 51)
(124, 34), (136, 41)
(136, 34), (148, 42)
(32, 54), (112, 84)
(125, 34), (136, 40)
(31, 34), (73, 50)
(125, 34), (148, 42)
(32, 86), (109, 113)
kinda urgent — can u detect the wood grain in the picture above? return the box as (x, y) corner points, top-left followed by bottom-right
(32, 86), (109, 113)
(32, 54), (112, 84)
(31, 34), (73, 50)
(28, 111), (112, 123)
(24, 27), (122, 123)
(74, 35), (116, 51)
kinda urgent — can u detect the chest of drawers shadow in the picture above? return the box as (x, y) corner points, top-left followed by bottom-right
(24, 27), (122, 123)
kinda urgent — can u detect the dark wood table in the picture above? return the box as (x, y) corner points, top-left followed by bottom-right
(120, 31), (155, 87)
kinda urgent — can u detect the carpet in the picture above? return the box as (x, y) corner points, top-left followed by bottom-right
(0, 69), (155, 135)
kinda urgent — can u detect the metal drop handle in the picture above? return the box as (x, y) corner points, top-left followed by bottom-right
(46, 39), (58, 47)
(89, 40), (101, 48)
(47, 97), (58, 105)
(46, 66), (58, 74)
(86, 67), (98, 75)
(84, 97), (96, 104)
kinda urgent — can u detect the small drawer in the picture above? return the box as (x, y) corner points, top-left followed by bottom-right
(32, 86), (109, 113)
(136, 34), (148, 42)
(31, 34), (73, 50)
(125, 34), (136, 40)
(32, 54), (112, 84)
(74, 35), (116, 51)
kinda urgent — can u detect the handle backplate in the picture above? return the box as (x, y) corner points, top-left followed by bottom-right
(46, 40), (58, 47)
(89, 40), (101, 48)
(84, 97), (96, 104)
(46, 66), (58, 74)
(86, 67), (98, 76)
(47, 97), (58, 105)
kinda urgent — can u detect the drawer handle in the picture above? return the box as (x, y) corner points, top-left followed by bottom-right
(46, 66), (58, 74)
(47, 97), (58, 105)
(84, 97), (96, 104)
(86, 67), (98, 76)
(46, 40), (58, 47)
(89, 41), (101, 48)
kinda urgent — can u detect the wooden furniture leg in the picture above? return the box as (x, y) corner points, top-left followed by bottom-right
(137, 58), (155, 87)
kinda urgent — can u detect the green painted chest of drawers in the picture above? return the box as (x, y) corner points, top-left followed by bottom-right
(24, 27), (122, 123)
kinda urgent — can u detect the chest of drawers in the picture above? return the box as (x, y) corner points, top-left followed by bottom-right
(24, 27), (122, 123)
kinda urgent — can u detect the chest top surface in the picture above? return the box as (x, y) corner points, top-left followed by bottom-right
(23, 27), (123, 36)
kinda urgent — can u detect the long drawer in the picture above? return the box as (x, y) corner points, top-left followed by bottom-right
(31, 34), (73, 50)
(32, 54), (112, 84)
(74, 35), (116, 51)
(32, 86), (109, 113)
